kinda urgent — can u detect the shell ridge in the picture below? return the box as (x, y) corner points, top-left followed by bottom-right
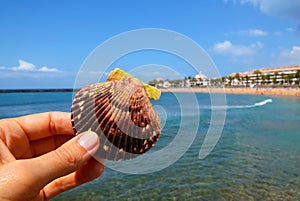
(74, 94), (109, 133)
(72, 96), (96, 133)
(93, 80), (133, 159)
(127, 87), (154, 139)
(72, 82), (114, 135)
(71, 83), (112, 128)
(108, 85), (133, 156)
(72, 83), (109, 104)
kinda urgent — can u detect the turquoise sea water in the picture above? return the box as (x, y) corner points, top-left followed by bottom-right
(0, 92), (299, 200)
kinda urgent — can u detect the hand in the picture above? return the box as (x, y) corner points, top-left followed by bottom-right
(0, 112), (104, 201)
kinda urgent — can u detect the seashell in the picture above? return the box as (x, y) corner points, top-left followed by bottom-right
(71, 68), (161, 161)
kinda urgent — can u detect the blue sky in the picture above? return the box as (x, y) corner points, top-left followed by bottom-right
(1, 0), (300, 89)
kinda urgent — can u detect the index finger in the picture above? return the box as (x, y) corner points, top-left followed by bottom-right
(12, 112), (74, 141)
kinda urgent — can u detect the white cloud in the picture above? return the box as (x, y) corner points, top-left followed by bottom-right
(212, 40), (262, 56)
(278, 46), (300, 65)
(227, 0), (300, 21)
(240, 29), (268, 36)
(11, 60), (35, 71)
(0, 59), (60, 72)
(38, 66), (59, 72)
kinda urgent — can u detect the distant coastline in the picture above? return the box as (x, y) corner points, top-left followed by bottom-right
(160, 87), (300, 97)
(0, 89), (78, 93)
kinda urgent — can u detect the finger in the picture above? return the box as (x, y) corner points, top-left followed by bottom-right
(43, 157), (104, 199)
(29, 131), (99, 190)
(0, 112), (75, 159)
(0, 139), (15, 164)
(15, 112), (74, 141)
(30, 135), (74, 157)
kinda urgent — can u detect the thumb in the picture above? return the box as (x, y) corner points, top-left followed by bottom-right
(31, 131), (100, 188)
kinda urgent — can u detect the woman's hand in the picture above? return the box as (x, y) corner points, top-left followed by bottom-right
(0, 112), (104, 201)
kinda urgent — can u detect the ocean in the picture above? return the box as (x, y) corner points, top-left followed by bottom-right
(0, 92), (299, 200)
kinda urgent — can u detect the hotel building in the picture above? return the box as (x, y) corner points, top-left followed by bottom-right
(228, 65), (300, 87)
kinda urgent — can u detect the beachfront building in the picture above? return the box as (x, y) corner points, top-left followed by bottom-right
(195, 72), (210, 86)
(186, 72), (210, 87)
(227, 65), (300, 87)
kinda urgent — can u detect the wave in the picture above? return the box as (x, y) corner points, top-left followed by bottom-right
(254, 99), (272, 106)
(202, 99), (273, 110)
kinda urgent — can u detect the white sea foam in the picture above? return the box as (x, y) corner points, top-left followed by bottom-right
(254, 98), (272, 106)
(204, 98), (273, 110)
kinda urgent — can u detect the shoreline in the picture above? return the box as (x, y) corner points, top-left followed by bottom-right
(1, 87), (300, 97)
(160, 87), (300, 97)
(0, 89), (79, 93)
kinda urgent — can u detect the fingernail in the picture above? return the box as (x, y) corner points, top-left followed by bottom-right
(78, 131), (99, 151)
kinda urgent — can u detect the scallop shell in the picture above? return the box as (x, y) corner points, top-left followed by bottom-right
(71, 76), (161, 161)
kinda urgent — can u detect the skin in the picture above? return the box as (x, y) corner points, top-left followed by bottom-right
(0, 112), (104, 201)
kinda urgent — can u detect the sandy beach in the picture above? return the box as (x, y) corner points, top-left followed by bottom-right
(160, 87), (300, 97)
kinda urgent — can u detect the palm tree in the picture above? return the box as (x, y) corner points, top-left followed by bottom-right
(234, 73), (241, 86)
(245, 75), (250, 87)
(221, 77), (226, 86)
(148, 79), (158, 86)
(273, 72), (279, 86)
(190, 77), (197, 82)
(228, 76), (233, 87)
(283, 74), (289, 85)
(280, 73), (285, 85)
(266, 74), (271, 86)
(253, 70), (261, 87)
(262, 74), (267, 86)
(287, 74), (294, 86)
(295, 70), (300, 86)
(235, 73), (241, 81)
